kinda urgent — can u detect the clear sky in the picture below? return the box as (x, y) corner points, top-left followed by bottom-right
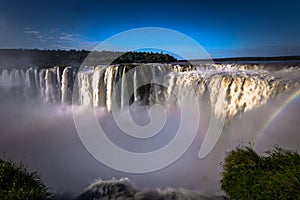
(0, 0), (299, 58)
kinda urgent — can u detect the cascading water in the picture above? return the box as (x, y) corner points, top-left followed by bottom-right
(133, 67), (138, 102)
(39, 69), (46, 100)
(45, 68), (57, 103)
(0, 64), (299, 119)
(121, 66), (127, 109)
(61, 67), (75, 104)
(104, 66), (115, 112)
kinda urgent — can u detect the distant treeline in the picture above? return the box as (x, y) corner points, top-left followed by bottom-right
(1, 49), (299, 69)
(177, 56), (300, 63)
(0, 49), (177, 69)
(212, 56), (300, 62)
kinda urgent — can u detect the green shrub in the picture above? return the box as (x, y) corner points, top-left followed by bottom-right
(0, 158), (52, 200)
(221, 147), (300, 200)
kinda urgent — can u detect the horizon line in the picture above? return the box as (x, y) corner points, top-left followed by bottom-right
(0, 48), (299, 60)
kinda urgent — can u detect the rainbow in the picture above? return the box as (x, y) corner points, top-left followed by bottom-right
(255, 88), (300, 145)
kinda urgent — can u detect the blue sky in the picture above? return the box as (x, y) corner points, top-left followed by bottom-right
(0, 0), (299, 58)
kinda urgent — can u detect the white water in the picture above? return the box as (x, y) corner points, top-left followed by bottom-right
(0, 64), (299, 119)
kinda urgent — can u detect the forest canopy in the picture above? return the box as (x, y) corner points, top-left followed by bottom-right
(0, 49), (177, 69)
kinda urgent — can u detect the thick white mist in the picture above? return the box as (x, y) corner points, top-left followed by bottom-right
(0, 88), (299, 196)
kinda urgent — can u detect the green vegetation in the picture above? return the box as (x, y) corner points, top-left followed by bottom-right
(0, 49), (177, 69)
(221, 146), (300, 200)
(1, 146), (299, 199)
(0, 158), (52, 200)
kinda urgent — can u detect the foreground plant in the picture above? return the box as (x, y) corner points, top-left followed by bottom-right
(221, 146), (300, 200)
(0, 158), (52, 200)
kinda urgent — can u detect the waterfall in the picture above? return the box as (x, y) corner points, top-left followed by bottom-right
(34, 68), (40, 92)
(39, 69), (46, 100)
(150, 66), (158, 104)
(1, 69), (9, 87)
(56, 67), (62, 103)
(61, 67), (74, 104)
(92, 66), (101, 106)
(121, 66), (127, 109)
(15, 69), (25, 88)
(26, 67), (40, 98)
(9, 69), (16, 88)
(104, 66), (114, 112)
(24, 68), (34, 99)
(133, 67), (138, 102)
(78, 68), (93, 107)
(45, 69), (58, 103)
(0, 63), (298, 119)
